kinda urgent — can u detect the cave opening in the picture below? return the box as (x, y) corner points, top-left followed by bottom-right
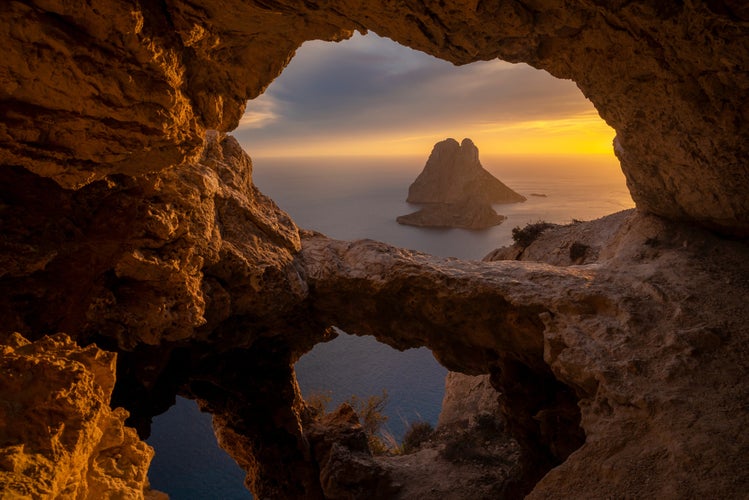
(295, 329), (448, 442)
(143, 32), (632, 498)
(239, 31), (633, 256)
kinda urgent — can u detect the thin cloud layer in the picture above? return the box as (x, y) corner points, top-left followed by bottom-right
(236, 32), (613, 157)
(237, 94), (280, 129)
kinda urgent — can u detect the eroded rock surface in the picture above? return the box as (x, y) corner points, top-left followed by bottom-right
(0, 131), (306, 350)
(306, 403), (397, 499)
(485, 210), (635, 264)
(492, 211), (749, 498)
(0, 130), (327, 497)
(374, 373), (521, 499)
(300, 211), (749, 498)
(0, 333), (162, 499)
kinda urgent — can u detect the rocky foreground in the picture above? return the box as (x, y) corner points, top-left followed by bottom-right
(301, 208), (749, 498)
(0, 334), (164, 498)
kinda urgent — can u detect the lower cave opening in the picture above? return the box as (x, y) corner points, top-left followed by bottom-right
(143, 331), (447, 499)
(147, 397), (250, 499)
(295, 329), (448, 442)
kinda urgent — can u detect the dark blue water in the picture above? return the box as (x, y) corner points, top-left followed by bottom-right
(146, 154), (633, 498)
(147, 397), (249, 498)
(295, 331), (448, 440)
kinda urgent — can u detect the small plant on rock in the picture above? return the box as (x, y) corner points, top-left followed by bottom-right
(305, 390), (332, 417)
(348, 390), (390, 455)
(402, 421), (434, 454)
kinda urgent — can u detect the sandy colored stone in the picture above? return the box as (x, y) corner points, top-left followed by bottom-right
(0, 2), (748, 497)
(0, 333), (161, 499)
(437, 372), (502, 431)
(489, 211), (749, 499)
(372, 372), (521, 499)
(485, 210), (634, 264)
(305, 404), (397, 500)
(0, 132), (305, 349)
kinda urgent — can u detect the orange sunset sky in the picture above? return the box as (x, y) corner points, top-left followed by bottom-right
(235, 32), (617, 159)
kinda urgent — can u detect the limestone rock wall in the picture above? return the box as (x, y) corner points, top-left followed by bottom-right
(0, 333), (162, 499)
(0, 132), (307, 350)
(437, 372), (503, 431)
(0, 0), (350, 188)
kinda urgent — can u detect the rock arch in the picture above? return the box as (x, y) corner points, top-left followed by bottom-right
(2, 1), (748, 232)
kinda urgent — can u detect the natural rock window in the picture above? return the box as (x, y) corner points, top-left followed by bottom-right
(147, 32), (632, 498)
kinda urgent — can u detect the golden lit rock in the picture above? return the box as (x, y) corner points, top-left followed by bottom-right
(0, 333), (162, 499)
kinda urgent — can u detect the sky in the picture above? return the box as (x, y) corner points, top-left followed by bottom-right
(234, 32), (617, 158)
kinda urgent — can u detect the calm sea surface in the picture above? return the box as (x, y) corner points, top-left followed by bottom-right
(146, 154), (634, 498)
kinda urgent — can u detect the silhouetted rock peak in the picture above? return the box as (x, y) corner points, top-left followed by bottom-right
(398, 138), (525, 229)
(406, 138), (525, 206)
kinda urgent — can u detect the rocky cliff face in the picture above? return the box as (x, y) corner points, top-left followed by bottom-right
(397, 138), (524, 229)
(303, 211), (749, 498)
(0, 333), (163, 499)
(485, 211), (749, 498)
(0, 1), (748, 499)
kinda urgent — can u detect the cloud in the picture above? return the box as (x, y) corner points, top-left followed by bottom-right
(236, 93), (280, 129)
(234, 32), (610, 156)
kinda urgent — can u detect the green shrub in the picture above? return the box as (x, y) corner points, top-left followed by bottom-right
(511, 221), (556, 248)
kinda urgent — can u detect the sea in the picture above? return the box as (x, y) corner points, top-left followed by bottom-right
(146, 154), (634, 499)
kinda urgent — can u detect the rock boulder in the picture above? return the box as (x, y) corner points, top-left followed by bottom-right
(0, 333), (162, 499)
